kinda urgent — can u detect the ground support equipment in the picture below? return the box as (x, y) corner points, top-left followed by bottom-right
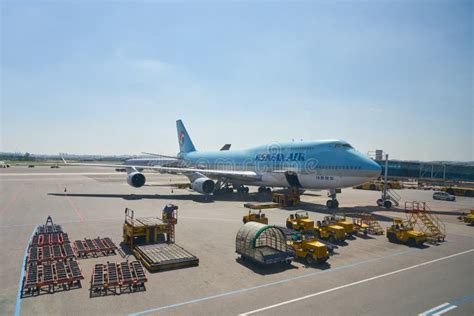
(89, 261), (147, 297)
(73, 237), (117, 258)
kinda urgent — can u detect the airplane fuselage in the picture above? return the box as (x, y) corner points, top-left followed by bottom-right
(179, 139), (381, 189)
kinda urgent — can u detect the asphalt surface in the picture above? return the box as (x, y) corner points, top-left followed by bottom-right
(0, 166), (473, 316)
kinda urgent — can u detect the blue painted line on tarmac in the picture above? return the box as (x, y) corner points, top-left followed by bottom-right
(422, 291), (474, 315)
(129, 248), (414, 316)
(14, 225), (38, 316)
(450, 291), (474, 306)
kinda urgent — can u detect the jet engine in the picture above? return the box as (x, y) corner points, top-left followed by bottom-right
(191, 177), (215, 194)
(127, 172), (146, 188)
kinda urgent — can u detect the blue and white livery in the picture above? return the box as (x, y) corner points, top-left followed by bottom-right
(63, 120), (381, 208)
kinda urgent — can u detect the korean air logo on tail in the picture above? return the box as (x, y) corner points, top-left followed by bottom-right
(179, 131), (185, 145)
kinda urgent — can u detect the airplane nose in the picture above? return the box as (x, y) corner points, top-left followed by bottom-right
(366, 159), (382, 176)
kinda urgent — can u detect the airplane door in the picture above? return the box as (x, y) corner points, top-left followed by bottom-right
(285, 171), (302, 187)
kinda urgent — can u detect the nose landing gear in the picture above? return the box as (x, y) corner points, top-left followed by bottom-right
(326, 189), (340, 209)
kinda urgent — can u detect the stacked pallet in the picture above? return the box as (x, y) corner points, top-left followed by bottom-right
(21, 217), (84, 298)
(90, 261), (147, 297)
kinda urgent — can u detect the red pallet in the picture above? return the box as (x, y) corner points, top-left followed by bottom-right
(21, 260), (84, 298)
(89, 261), (147, 297)
(73, 237), (117, 258)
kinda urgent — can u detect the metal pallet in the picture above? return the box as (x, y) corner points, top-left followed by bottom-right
(89, 261), (147, 297)
(73, 237), (117, 258)
(21, 260), (84, 298)
(31, 232), (70, 247)
(133, 243), (199, 272)
(27, 243), (77, 265)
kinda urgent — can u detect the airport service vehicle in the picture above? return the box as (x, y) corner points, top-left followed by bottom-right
(242, 210), (268, 225)
(62, 120), (381, 209)
(288, 235), (329, 265)
(286, 211), (315, 232)
(353, 213), (384, 235)
(236, 222), (293, 265)
(386, 218), (427, 246)
(458, 209), (474, 225)
(315, 219), (347, 243)
(354, 180), (402, 191)
(123, 205), (199, 271)
(272, 187), (301, 207)
(433, 191), (455, 201)
(323, 215), (356, 236)
(440, 186), (474, 197)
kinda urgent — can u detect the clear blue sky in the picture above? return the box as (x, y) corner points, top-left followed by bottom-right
(1, 1), (472, 161)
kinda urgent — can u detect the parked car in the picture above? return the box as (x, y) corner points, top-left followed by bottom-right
(433, 191), (455, 201)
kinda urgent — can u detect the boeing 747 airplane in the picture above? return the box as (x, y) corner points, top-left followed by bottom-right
(63, 120), (381, 208)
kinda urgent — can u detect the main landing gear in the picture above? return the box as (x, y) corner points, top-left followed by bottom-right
(237, 186), (249, 194)
(213, 180), (234, 195)
(326, 189), (340, 209)
(258, 187), (272, 194)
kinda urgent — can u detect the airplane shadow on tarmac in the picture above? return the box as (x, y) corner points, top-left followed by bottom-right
(48, 192), (273, 204)
(298, 202), (464, 222)
(295, 203), (397, 223)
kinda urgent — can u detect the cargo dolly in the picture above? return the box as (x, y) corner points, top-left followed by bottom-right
(21, 260), (84, 298)
(89, 261), (147, 297)
(73, 237), (117, 258)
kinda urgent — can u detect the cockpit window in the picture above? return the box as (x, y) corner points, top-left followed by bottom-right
(334, 143), (353, 149)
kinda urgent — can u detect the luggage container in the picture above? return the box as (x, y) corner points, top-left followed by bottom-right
(236, 222), (293, 265)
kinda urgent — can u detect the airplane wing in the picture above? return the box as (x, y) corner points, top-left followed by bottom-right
(141, 152), (181, 159)
(61, 158), (261, 181)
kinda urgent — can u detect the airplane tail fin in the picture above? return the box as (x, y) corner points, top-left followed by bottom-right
(176, 120), (196, 153)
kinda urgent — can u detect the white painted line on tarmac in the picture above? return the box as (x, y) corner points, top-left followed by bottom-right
(239, 249), (474, 316)
(419, 303), (451, 316)
(419, 302), (458, 316)
(432, 304), (457, 315)
(129, 249), (415, 316)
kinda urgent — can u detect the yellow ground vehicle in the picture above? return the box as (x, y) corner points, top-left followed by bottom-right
(272, 188), (301, 207)
(353, 180), (402, 191)
(353, 220), (370, 236)
(458, 209), (474, 225)
(123, 205), (198, 271)
(324, 215), (356, 236)
(315, 219), (346, 243)
(288, 235), (329, 265)
(441, 186), (474, 197)
(386, 218), (427, 246)
(353, 213), (384, 235)
(242, 210), (268, 225)
(286, 211), (314, 232)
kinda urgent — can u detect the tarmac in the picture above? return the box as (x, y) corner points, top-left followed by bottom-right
(1, 166), (473, 315)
